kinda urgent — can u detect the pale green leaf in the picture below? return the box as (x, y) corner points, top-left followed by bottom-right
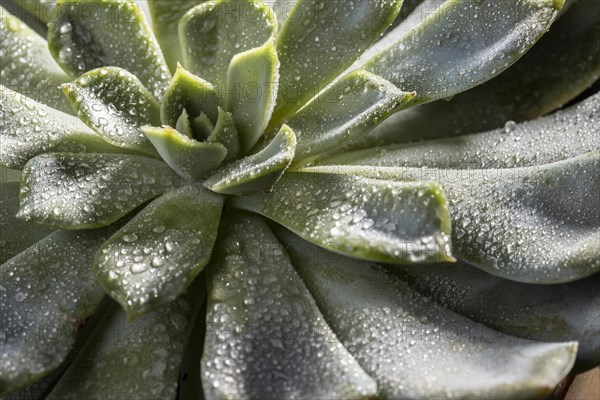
(62, 67), (161, 156)
(349, 0), (600, 148)
(285, 69), (414, 161)
(143, 125), (227, 181)
(147, 0), (200, 72)
(314, 152), (600, 283)
(392, 261), (600, 370)
(0, 167), (21, 183)
(18, 153), (184, 229)
(179, 0), (276, 89)
(0, 86), (126, 169)
(324, 93), (600, 169)
(206, 107), (239, 162)
(204, 124), (295, 194)
(94, 184), (223, 318)
(0, 5), (71, 112)
(363, 0), (562, 104)
(190, 112), (213, 140)
(175, 108), (193, 138)
(47, 0), (171, 100)
(45, 280), (205, 400)
(226, 39), (279, 154)
(0, 228), (113, 395)
(276, 227), (578, 400)
(203, 211), (378, 399)
(160, 63), (219, 129)
(11, 0), (58, 24)
(234, 170), (453, 264)
(272, 0), (403, 121)
(0, 182), (52, 264)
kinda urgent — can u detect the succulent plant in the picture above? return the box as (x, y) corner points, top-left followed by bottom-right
(1, 0), (599, 398)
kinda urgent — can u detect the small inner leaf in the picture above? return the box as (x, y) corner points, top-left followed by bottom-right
(179, 0), (277, 89)
(206, 107), (240, 162)
(62, 67), (161, 156)
(204, 124), (296, 195)
(234, 170), (453, 264)
(226, 39), (280, 154)
(18, 153), (184, 229)
(143, 125), (227, 182)
(48, 0), (171, 100)
(191, 112), (214, 141)
(94, 184), (223, 318)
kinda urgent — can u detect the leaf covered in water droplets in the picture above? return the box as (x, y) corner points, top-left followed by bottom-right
(0, 5), (72, 113)
(47, 0), (171, 100)
(94, 184), (223, 318)
(272, 0), (403, 121)
(202, 211), (378, 399)
(143, 125), (227, 182)
(0, 228), (113, 396)
(62, 67), (162, 156)
(285, 69), (414, 161)
(315, 152), (600, 283)
(45, 279), (205, 400)
(18, 153), (184, 229)
(276, 227), (578, 400)
(204, 124), (296, 194)
(363, 0), (562, 104)
(0, 86), (125, 169)
(234, 170), (453, 264)
(226, 39), (279, 154)
(179, 0), (277, 90)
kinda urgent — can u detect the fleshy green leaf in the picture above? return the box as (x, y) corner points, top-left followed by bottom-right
(62, 67), (161, 156)
(0, 228), (113, 396)
(0, 182), (52, 264)
(147, 0), (200, 72)
(160, 63), (219, 129)
(350, 0), (600, 147)
(324, 93), (600, 169)
(272, 0), (403, 121)
(94, 184), (224, 318)
(206, 107), (239, 162)
(143, 125), (227, 181)
(276, 227), (578, 400)
(314, 152), (600, 283)
(203, 211), (378, 399)
(234, 170), (453, 264)
(45, 280), (205, 400)
(191, 112), (213, 140)
(0, 5), (72, 113)
(175, 108), (194, 138)
(47, 0), (171, 100)
(285, 69), (414, 161)
(225, 39), (279, 154)
(0, 167), (21, 183)
(18, 153), (184, 229)
(0, 86), (125, 169)
(204, 124), (296, 194)
(392, 261), (600, 370)
(11, 0), (58, 24)
(179, 0), (276, 89)
(363, 0), (562, 104)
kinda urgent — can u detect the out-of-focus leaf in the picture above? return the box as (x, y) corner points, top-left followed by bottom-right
(225, 39), (279, 154)
(45, 279), (205, 400)
(143, 125), (227, 181)
(204, 124), (295, 194)
(363, 0), (562, 104)
(62, 67), (161, 156)
(0, 86), (125, 169)
(202, 211), (378, 399)
(18, 153), (184, 229)
(272, 0), (403, 121)
(0, 228), (113, 395)
(11, 0), (58, 24)
(0, 5), (71, 112)
(276, 227), (578, 400)
(0, 182), (52, 264)
(314, 152), (600, 283)
(47, 0), (171, 100)
(391, 261), (600, 370)
(324, 93), (600, 169)
(94, 184), (223, 318)
(179, 0), (276, 89)
(234, 170), (453, 264)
